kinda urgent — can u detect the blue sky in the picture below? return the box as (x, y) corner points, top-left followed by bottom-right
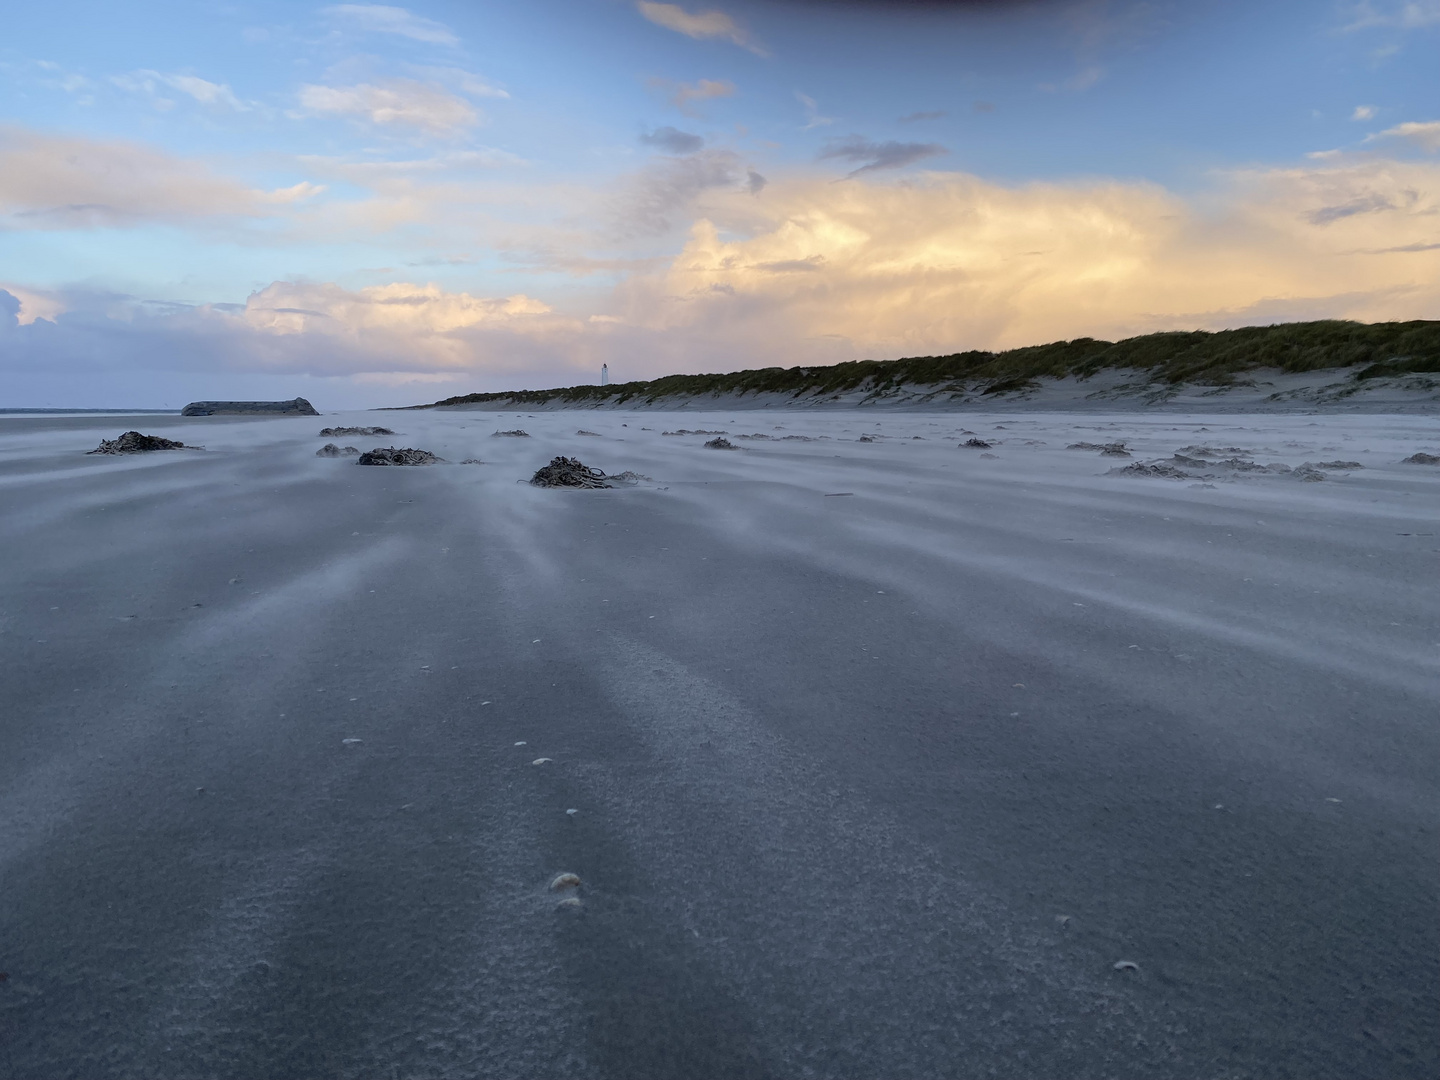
(2, 0), (1437, 407)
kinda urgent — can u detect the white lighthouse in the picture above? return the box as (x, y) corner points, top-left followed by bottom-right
(601, 363), (609, 386)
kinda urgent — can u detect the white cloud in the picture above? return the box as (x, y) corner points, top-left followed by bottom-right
(796, 92), (834, 129)
(324, 4), (459, 45)
(113, 70), (250, 111)
(1352, 105), (1377, 120)
(1341, 1), (1440, 30)
(0, 125), (319, 229)
(1366, 119), (1440, 151)
(409, 65), (509, 99)
(0, 283), (66, 325)
(635, 2), (767, 55)
(297, 79), (477, 135)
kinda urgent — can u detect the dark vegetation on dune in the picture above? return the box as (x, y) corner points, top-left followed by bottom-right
(412, 319), (1440, 409)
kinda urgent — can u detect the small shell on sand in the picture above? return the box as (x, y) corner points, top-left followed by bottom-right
(556, 897), (583, 909)
(532, 757), (553, 765)
(550, 873), (581, 891)
(1113, 960), (1140, 972)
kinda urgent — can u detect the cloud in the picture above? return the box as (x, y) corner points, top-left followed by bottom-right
(1366, 119), (1440, 151)
(650, 77), (736, 117)
(1352, 105), (1377, 120)
(640, 126), (705, 154)
(796, 92), (834, 129)
(297, 79), (478, 135)
(1340, 1), (1440, 31)
(0, 125), (319, 229)
(6, 157), (1439, 404)
(1306, 191), (1402, 224)
(635, 2), (768, 54)
(408, 66), (510, 99)
(898, 111), (947, 124)
(324, 4), (459, 45)
(818, 136), (948, 177)
(296, 148), (525, 184)
(747, 169), (767, 195)
(604, 159), (1440, 368)
(112, 70), (250, 111)
(610, 148), (748, 235)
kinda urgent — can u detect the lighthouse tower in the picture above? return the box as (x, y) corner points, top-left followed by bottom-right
(601, 363), (609, 386)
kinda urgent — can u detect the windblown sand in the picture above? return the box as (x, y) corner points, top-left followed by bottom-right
(1, 408), (1436, 1078)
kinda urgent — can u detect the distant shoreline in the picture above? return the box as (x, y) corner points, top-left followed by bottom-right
(0, 409), (180, 416)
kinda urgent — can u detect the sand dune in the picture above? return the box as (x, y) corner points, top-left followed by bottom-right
(1, 408), (1436, 1077)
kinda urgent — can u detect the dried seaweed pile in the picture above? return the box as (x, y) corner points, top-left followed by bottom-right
(704, 437), (737, 449)
(662, 429), (726, 436)
(316, 443), (360, 457)
(319, 426), (393, 437)
(1111, 454), (1363, 482)
(530, 456), (613, 488)
(88, 431), (187, 454)
(961, 437), (992, 449)
(356, 447), (445, 466)
(492, 429), (531, 438)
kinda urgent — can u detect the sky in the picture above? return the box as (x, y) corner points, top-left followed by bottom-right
(1, 0), (1437, 408)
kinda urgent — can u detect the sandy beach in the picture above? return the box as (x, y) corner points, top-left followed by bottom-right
(2, 407), (1437, 1078)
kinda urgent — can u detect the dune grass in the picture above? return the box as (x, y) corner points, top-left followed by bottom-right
(412, 319), (1440, 409)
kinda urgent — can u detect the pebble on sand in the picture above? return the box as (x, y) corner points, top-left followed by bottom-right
(550, 873), (581, 890)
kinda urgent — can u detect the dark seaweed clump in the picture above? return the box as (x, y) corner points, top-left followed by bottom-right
(319, 426), (393, 437)
(357, 447), (444, 466)
(530, 456), (613, 488)
(88, 431), (186, 454)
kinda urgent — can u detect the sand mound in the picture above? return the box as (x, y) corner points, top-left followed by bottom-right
(530, 456), (613, 488)
(357, 447), (445, 466)
(316, 444), (360, 457)
(88, 431), (187, 454)
(319, 426), (393, 437)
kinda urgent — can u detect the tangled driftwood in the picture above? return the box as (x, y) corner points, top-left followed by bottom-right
(356, 447), (445, 466)
(88, 431), (187, 454)
(316, 443), (360, 457)
(530, 456), (613, 488)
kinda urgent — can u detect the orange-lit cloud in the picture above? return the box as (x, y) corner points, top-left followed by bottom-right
(5, 151), (1437, 394)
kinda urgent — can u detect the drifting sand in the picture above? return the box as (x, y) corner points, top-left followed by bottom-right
(1, 407), (1437, 1077)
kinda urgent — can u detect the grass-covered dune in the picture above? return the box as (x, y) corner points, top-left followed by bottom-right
(414, 318), (1440, 409)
